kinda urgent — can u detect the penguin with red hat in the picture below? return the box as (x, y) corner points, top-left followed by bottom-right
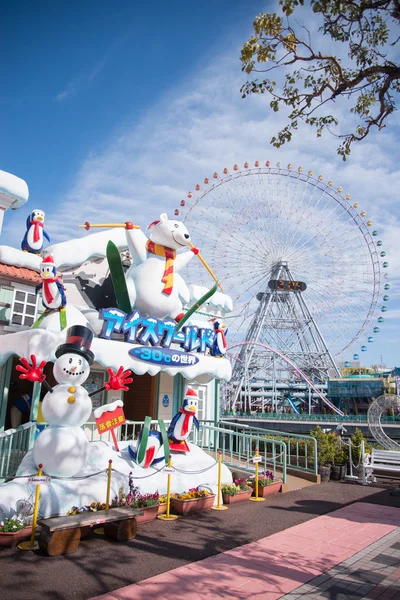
(167, 388), (200, 448)
(36, 255), (66, 311)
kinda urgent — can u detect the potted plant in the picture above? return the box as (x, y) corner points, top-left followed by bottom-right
(171, 487), (215, 515)
(110, 478), (160, 525)
(130, 492), (160, 524)
(221, 479), (252, 505)
(0, 517), (32, 548)
(331, 443), (348, 480)
(311, 426), (336, 481)
(248, 470), (282, 497)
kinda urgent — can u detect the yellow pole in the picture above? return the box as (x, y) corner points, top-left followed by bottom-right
(157, 457), (178, 521)
(188, 242), (223, 291)
(18, 464), (43, 550)
(212, 451), (228, 510)
(249, 448), (265, 502)
(94, 460), (114, 535)
(106, 460), (112, 509)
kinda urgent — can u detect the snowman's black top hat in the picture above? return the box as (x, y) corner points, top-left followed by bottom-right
(55, 325), (95, 365)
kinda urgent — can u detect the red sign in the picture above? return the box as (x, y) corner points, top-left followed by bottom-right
(95, 406), (126, 435)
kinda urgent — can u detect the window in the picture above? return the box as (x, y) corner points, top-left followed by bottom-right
(189, 385), (207, 421)
(11, 290), (38, 327)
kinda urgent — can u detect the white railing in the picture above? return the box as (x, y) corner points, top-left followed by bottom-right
(0, 422), (36, 481)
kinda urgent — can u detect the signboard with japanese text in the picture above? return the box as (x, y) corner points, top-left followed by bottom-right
(99, 308), (215, 355)
(95, 405), (126, 435)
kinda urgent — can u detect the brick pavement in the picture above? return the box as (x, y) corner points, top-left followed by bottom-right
(281, 528), (400, 600)
(91, 502), (400, 600)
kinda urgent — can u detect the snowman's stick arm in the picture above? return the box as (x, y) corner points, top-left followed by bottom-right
(188, 243), (223, 292)
(88, 386), (106, 398)
(43, 380), (53, 394)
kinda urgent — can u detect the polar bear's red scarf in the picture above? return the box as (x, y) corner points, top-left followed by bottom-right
(146, 241), (176, 295)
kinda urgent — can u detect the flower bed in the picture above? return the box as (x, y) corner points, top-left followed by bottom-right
(66, 472), (160, 527)
(171, 488), (215, 515)
(0, 518), (32, 548)
(247, 470), (282, 497)
(221, 479), (252, 505)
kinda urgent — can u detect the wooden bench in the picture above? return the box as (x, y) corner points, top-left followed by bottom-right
(38, 506), (143, 556)
(364, 449), (400, 483)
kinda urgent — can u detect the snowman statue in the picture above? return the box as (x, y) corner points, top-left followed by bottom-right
(16, 325), (133, 477)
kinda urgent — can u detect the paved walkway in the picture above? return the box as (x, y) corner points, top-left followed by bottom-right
(281, 528), (400, 600)
(90, 502), (400, 600)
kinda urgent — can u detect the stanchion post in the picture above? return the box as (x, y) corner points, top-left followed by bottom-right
(95, 460), (113, 535)
(211, 451), (228, 511)
(158, 456), (178, 521)
(249, 447), (265, 502)
(18, 464), (43, 550)
(106, 459), (112, 509)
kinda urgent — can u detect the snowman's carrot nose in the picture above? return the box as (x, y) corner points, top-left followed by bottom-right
(188, 242), (223, 292)
(78, 222), (141, 230)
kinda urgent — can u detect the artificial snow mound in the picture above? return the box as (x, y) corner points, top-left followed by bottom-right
(0, 441), (233, 519)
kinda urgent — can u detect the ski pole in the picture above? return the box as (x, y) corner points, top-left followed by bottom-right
(78, 222), (140, 230)
(189, 242), (223, 291)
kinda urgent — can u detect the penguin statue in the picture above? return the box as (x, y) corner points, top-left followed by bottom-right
(36, 255), (67, 311)
(210, 318), (228, 357)
(167, 388), (200, 450)
(128, 427), (164, 469)
(21, 209), (51, 254)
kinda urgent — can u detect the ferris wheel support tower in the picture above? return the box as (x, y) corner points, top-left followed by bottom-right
(230, 261), (341, 410)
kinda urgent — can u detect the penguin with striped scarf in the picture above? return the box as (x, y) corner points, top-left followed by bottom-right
(124, 213), (199, 321)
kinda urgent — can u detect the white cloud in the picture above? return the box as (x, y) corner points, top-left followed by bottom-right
(55, 81), (76, 102)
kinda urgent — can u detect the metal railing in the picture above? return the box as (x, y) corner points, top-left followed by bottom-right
(222, 412), (400, 424)
(0, 422), (36, 481)
(0, 419), (289, 483)
(219, 420), (318, 476)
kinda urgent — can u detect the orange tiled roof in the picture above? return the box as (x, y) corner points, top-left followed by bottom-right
(0, 262), (41, 284)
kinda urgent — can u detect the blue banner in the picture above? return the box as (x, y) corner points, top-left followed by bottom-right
(129, 346), (200, 367)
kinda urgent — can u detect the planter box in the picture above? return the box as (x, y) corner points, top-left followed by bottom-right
(134, 505), (159, 525)
(157, 503), (167, 515)
(252, 481), (282, 497)
(222, 489), (252, 505)
(0, 526), (32, 548)
(171, 495), (215, 515)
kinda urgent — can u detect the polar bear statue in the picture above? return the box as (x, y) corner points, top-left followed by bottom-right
(124, 213), (198, 320)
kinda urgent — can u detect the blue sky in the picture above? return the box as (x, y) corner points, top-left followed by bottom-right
(1, 0), (399, 367)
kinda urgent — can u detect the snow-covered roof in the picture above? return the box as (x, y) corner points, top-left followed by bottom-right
(0, 246), (42, 272)
(0, 170), (29, 209)
(0, 328), (232, 382)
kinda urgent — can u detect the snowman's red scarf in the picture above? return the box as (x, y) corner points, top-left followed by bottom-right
(42, 278), (58, 305)
(145, 241), (176, 296)
(31, 220), (44, 243)
(178, 407), (194, 437)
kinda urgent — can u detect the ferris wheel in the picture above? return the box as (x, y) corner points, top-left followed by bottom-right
(176, 162), (388, 365)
